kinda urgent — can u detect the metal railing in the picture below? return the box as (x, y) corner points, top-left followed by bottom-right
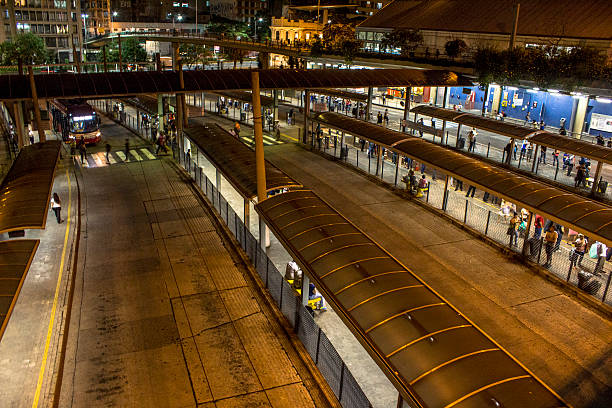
(309, 129), (612, 307)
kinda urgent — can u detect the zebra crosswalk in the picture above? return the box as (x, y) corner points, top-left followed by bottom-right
(240, 133), (284, 146)
(77, 147), (159, 168)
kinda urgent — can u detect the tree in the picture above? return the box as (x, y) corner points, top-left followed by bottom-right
(0, 33), (48, 65)
(207, 19), (250, 40)
(444, 39), (468, 59)
(310, 39), (324, 58)
(380, 29), (423, 54)
(180, 44), (213, 69)
(107, 38), (147, 63)
(322, 24), (355, 47)
(223, 47), (248, 69)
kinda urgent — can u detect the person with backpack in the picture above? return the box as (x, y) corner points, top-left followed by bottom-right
(508, 212), (521, 248)
(590, 241), (608, 275)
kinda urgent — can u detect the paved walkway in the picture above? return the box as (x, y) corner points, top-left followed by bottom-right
(0, 142), (78, 407)
(263, 143), (612, 408)
(57, 154), (333, 407)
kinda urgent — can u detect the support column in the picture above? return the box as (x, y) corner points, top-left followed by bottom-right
(71, 34), (81, 73)
(442, 87), (448, 137)
(251, 71), (268, 249)
(301, 273), (310, 306)
(571, 96), (589, 138)
(259, 52), (270, 69)
(521, 211), (533, 256)
(303, 89), (310, 144)
(531, 145), (539, 172)
(442, 175), (449, 211)
(591, 162), (603, 195)
(455, 123), (462, 148)
(272, 89), (279, 127)
(28, 66), (45, 142)
(157, 94), (164, 132)
(481, 84), (489, 116)
(244, 199), (250, 232)
(366, 87), (373, 121)
(12, 102), (25, 149)
(403, 87), (411, 125)
(376, 145), (383, 176)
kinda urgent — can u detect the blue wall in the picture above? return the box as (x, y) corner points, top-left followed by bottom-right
(447, 86), (486, 112)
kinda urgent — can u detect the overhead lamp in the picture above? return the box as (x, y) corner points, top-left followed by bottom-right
(506, 86), (518, 91)
(596, 97), (612, 104)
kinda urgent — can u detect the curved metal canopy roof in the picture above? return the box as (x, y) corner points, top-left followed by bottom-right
(0, 239), (39, 342)
(411, 105), (540, 139)
(212, 90), (274, 106)
(183, 122), (301, 199)
(0, 141), (61, 234)
(411, 105), (612, 166)
(256, 189), (568, 408)
(314, 112), (612, 246)
(0, 69), (473, 101)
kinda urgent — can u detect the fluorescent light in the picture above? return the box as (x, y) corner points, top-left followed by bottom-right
(597, 97), (612, 104)
(527, 89), (538, 94)
(548, 89), (560, 93)
(532, 87), (540, 91)
(73, 116), (93, 121)
(507, 86), (518, 91)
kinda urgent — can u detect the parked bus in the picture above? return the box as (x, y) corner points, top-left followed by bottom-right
(49, 99), (101, 144)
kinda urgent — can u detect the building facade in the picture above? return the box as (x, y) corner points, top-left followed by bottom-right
(356, 0), (612, 60)
(210, 0), (266, 22)
(269, 17), (321, 43)
(81, 0), (110, 36)
(1, 0), (83, 62)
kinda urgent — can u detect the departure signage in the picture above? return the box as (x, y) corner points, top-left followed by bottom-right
(590, 113), (612, 133)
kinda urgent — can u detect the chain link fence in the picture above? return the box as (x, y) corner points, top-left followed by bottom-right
(312, 128), (612, 307)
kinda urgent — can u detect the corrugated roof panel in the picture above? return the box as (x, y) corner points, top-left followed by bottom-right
(313, 112), (612, 246)
(255, 189), (569, 408)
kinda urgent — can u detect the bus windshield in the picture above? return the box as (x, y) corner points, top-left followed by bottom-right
(70, 114), (98, 134)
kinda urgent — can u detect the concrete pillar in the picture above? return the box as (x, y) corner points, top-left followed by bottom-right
(304, 89), (310, 144)
(301, 273), (310, 306)
(366, 87), (373, 121)
(259, 52), (270, 69)
(571, 96), (589, 138)
(272, 90), (279, 126)
(455, 123), (462, 148)
(521, 211), (533, 256)
(251, 71), (267, 204)
(442, 87), (449, 137)
(157, 94), (164, 132)
(376, 145), (383, 177)
(403, 87), (411, 123)
(27, 66), (45, 142)
(172, 42), (179, 70)
(491, 85), (501, 115)
(12, 102), (25, 149)
(591, 162), (603, 195)
(244, 199), (250, 231)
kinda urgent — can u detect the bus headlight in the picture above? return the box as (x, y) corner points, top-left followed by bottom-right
(96, 131), (101, 137)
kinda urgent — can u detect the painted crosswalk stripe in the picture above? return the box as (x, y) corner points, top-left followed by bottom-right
(116, 151), (127, 161)
(140, 148), (156, 160)
(108, 153), (117, 164)
(92, 152), (106, 167)
(130, 150), (144, 161)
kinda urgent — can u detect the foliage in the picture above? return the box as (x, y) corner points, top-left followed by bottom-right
(340, 39), (363, 65)
(310, 39), (324, 58)
(223, 47), (248, 68)
(444, 39), (468, 59)
(474, 45), (610, 90)
(380, 29), (423, 54)
(207, 19), (250, 40)
(322, 23), (356, 48)
(0, 33), (48, 65)
(107, 37), (147, 63)
(180, 44), (213, 68)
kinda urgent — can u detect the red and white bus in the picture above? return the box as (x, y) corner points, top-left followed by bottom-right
(49, 99), (101, 144)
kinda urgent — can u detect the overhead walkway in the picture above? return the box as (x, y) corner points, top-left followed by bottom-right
(0, 68), (472, 101)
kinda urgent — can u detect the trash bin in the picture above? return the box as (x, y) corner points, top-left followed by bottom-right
(577, 270), (602, 295)
(598, 179), (608, 194)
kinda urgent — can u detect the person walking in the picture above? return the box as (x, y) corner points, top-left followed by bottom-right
(467, 128), (477, 152)
(156, 132), (166, 155)
(105, 142), (111, 164)
(78, 142), (87, 164)
(124, 138), (130, 161)
(377, 112), (383, 125)
(552, 149), (559, 167)
(234, 121), (241, 137)
(50, 192), (62, 224)
(543, 225), (558, 267)
(384, 109), (389, 127)
(575, 163), (586, 188)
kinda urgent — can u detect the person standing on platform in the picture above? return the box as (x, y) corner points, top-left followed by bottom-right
(50, 192), (62, 224)
(78, 142), (86, 164)
(543, 225), (558, 267)
(508, 212), (521, 247)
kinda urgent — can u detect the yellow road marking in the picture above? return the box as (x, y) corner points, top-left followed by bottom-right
(130, 149), (143, 161)
(116, 151), (127, 161)
(32, 168), (72, 408)
(140, 148), (156, 160)
(281, 132), (298, 142)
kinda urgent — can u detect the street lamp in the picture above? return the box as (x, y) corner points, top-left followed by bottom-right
(111, 11), (117, 32)
(81, 13), (88, 61)
(254, 17), (263, 41)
